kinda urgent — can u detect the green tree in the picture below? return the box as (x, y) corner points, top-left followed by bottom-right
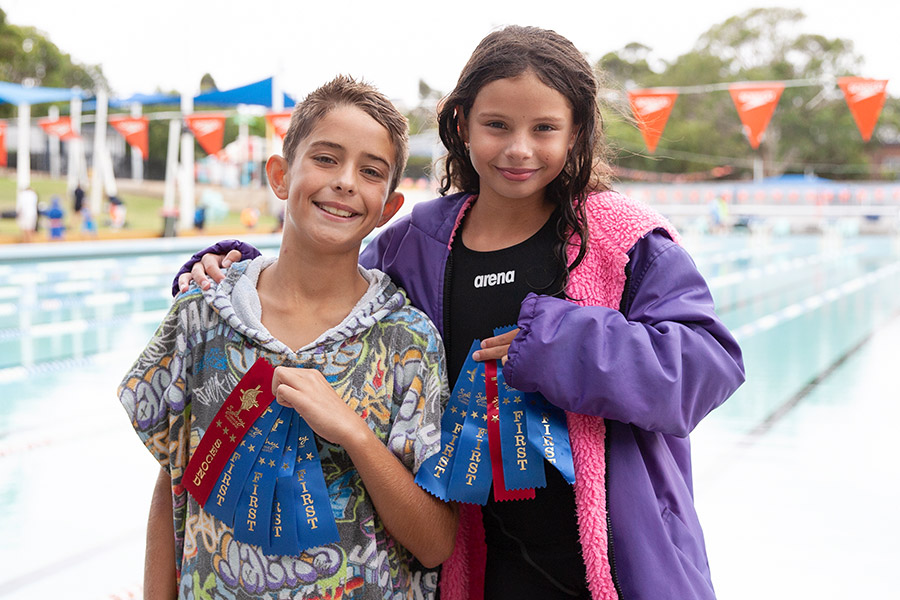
(199, 73), (218, 93)
(0, 8), (106, 118)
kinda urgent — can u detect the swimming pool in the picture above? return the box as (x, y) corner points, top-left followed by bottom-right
(1, 231), (898, 599)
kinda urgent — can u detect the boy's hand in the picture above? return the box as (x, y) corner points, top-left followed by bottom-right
(472, 328), (520, 365)
(177, 249), (243, 293)
(272, 366), (366, 446)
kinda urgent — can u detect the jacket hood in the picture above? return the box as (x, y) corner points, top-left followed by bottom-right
(202, 256), (407, 358)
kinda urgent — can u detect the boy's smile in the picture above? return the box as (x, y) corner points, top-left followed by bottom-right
(315, 201), (358, 218)
(270, 105), (403, 256)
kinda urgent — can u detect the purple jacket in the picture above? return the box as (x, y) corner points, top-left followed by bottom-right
(360, 191), (744, 600)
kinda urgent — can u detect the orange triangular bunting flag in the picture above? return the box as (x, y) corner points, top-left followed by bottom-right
(628, 89), (678, 153)
(728, 82), (785, 149)
(185, 113), (227, 155)
(265, 110), (292, 139)
(38, 116), (79, 141)
(837, 77), (888, 142)
(110, 116), (150, 159)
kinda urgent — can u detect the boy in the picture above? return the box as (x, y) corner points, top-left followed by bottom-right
(118, 76), (456, 600)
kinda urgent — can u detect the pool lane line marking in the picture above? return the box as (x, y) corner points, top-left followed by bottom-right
(730, 260), (900, 341)
(688, 242), (793, 266)
(696, 305), (900, 488)
(0, 286), (172, 319)
(706, 243), (865, 290)
(0, 309), (168, 343)
(713, 246), (869, 315)
(742, 305), (900, 443)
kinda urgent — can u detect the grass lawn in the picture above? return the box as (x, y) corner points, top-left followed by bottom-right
(0, 174), (277, 243)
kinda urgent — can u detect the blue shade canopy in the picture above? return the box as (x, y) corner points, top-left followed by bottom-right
(0, 81), (86, 105)
(2, 77), (294, 110)
(82, 92), (181, 110)
(193, 77), (295, 108)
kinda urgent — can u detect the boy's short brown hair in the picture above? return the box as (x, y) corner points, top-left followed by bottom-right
(282, 75), (409, 194)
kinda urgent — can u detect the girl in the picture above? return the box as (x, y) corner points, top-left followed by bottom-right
(175, 25), (744, 600)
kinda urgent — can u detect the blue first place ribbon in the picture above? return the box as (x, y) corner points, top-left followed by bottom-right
(415, 333), (575, 504)
(290, 413), (339, 548)
(446, 358), (493, 505)
(187, 357), (339, 556)
(493, 325), (574, 486)
(496, 366), (546, 490)
(414, 340), (481, 501)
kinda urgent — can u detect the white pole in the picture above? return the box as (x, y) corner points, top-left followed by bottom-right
(163, 119), (180, 213)
(102, 147), (118, 197)
(179, 90), (195, 231)
(272, 71), (284, 113)
(89, 88), (108, 216)
(161, 118), (181, 237)
(130, 102), (144, 182)
(267, 70), (285, 211)
(67, 93), (83, 192)
(16, 102), (31, 191)
(269, 70), (284, 155)
(237, 104), (249, 187)
(48, 105), (60, 179)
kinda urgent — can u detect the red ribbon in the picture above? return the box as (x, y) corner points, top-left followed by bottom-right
(184, 358), (277, 505)
(485, 360), (534, 502)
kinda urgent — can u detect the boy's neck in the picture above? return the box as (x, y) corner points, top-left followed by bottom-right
(256, 246), (369, 351)
(461, 192), (556, 252)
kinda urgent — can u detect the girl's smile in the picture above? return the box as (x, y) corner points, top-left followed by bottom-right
(497, 167), (540, 181)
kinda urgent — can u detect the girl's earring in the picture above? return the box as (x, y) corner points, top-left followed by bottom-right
(464, 142), (470, 155)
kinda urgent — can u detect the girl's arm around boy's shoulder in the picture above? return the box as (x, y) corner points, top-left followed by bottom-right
(171, 239), (262, 296)
(504, 230), (745, 437)
(358, 213), (409, 271)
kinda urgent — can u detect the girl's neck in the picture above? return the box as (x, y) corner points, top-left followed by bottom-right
(461, 191), (556, 252)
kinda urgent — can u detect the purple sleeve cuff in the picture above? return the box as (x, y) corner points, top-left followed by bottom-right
(170, 239), (262, 296)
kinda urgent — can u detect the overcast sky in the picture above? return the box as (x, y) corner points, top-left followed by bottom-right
(4, 1), (899, 107)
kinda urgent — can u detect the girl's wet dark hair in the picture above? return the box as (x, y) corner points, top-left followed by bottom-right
(437, 25), (613, 292)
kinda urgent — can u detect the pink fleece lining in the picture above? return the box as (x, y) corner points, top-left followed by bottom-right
(447, 194), (477, 250)
(439, 190), (678, 600)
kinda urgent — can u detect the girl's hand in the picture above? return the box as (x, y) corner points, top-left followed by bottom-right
(472, 328), (520, 365)
(177, 249), (243, 293)
(271, 366), (366, 446)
